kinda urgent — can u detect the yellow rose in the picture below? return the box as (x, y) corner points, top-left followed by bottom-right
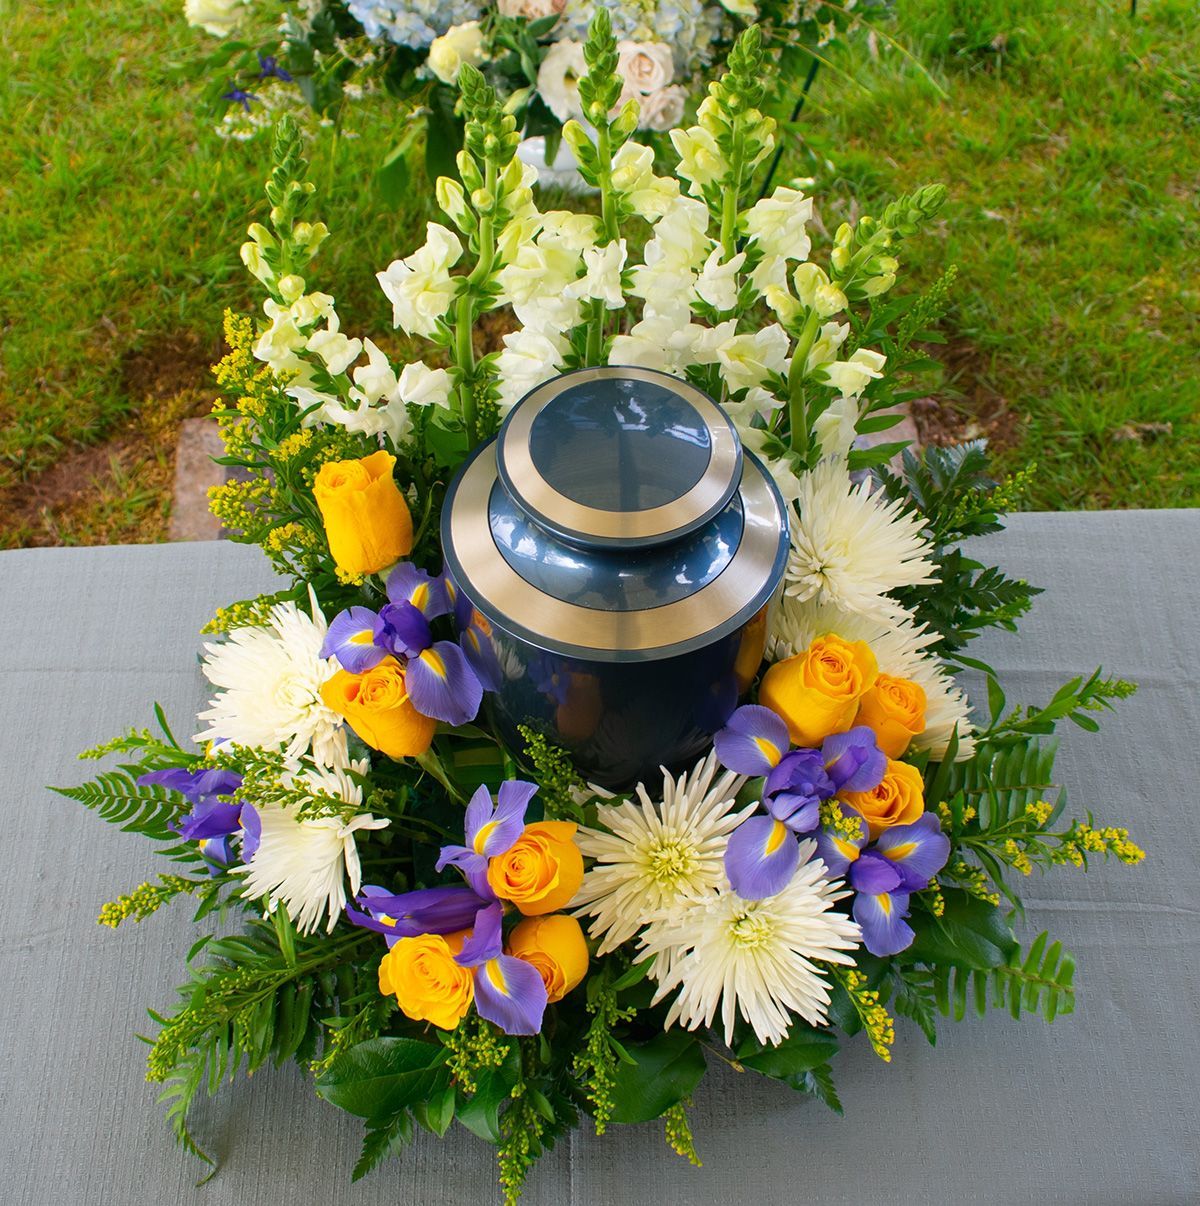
(856, 674), (927, 758)
(759, 634), (879, 747)
(313, 450), (413, 578)
(841, 758), (925, 839)
(486, 822), (584, 916)
(506, 914), (589, 1003)
(378, 932), (473, 1030)
(321, 656), (436, 759)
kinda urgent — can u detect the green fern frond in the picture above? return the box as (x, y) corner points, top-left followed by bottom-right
(51, 769), (182, 841)
(931, 932), (1075, 1024)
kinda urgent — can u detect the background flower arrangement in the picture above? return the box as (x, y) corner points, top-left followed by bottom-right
(182, 0), (888, 189)
(63, 16), (1144, 1203)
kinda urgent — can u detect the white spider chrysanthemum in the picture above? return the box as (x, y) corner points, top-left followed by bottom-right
(237, 759), (388, 935)
(194, 590), (347, 768)
(572, 752), (753, 956)
(640, 841), (861, 1046)
(772, 596), (975, 759)
(786, 458), (936, 624)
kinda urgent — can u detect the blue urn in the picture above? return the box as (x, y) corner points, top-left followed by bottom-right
(441, 367), (789, 788)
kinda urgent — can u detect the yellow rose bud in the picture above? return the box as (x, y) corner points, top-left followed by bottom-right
(841, 758), (925, 840)
(321, 657), (436, 759)
(507, 914), (589, 1003)
(487, 822), (584, 916)
(378, 932), (474, 1030)
(856, 674), (927, 758)
(313, 451), (413, 578)
(759, 634), (879, 747)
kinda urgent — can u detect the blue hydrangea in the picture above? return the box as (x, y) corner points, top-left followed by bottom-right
(347, 0), (485, 48)
(558, 1), (723, 73)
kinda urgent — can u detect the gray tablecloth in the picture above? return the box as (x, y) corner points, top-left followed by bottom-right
(2, 511), (1197, 1205)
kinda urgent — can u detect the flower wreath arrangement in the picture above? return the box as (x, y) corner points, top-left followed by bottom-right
(182, 0), (886, 188)
(64, 17), (1144, 1203)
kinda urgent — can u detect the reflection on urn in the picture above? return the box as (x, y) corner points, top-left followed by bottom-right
(442, 367), (789, 788)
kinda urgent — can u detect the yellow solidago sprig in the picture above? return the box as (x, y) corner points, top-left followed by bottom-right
(98, 875), (201, 928)
(830, 966), (895, 1062)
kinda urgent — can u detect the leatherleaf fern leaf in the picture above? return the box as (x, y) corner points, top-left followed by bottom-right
(931, 932), (1076, 1024)
(51, 767), (183, 841)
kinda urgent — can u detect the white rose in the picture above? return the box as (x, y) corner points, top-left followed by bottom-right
(812, 395), (860, 459)
(397, 361), (453, 409)
(717, 324), (791, 394)
(745, 186), (814, 261)
(183, 0), (246, 38)
(822, 348), (887, 397)
(617, 41), (674, 95)
(498, 0), (565, 17)
(427, 21), (486, 85)
(376, 223), (463, 337)
(638, 85), (686, 132)
(537, 40), (587, 123)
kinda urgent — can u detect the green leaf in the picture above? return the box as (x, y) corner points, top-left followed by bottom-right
(609, 1030), (706, 1125)
(736, 1024), (839, 1084)
(315, 1038), (447, 1121)
(457, 1045), (521, 1144)
(905, 890), (1018, 969)
(413, 1085), (456, 1137)
(797, 1063), (843, 1114)
(52, 769), (182, 841)
(351, 1112), (413, 1182)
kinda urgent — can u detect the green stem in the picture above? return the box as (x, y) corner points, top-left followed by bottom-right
(720, 138), (745, 260)
(454, 160), (499, 448)
(787, 309), (821, 455)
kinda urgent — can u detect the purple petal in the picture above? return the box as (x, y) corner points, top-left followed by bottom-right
(435, 844), (493, 900)
(321, 606), (386, 673)
(176, 797), (244, 841)
(488, 781), (538, 852)
(404, 640), (483, 726)
(714, 705), (790, 776)
(197, 834), (235, 873)
(766, 794), (821, 833)
(463, 785), (494, 846)
(848, 849), (903, 895)
(460, 621), (503, 693)
(875, 812), (951, 891)
(852, 890), (915, 957)
(822, 726), (887, 793)
(471, 954), (548, 1035)
(239, 803), (261, 863)
(386, 563), (450, 618)
(724, 815), (801, 900)
(345, 884), (488, 944)
(454, 902), (504, 967)
(763, 748), (834, 832)
(374, 601), (432, 659)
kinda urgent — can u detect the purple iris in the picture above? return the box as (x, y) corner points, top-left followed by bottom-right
(138, 767), (247, 872)
(436, 780), (538, 899)
(815, 810), (951, 957)
(321, 562), (483, 727)
(257, 53), (293, 82)
(714, 708), (888, 902)
(454, 902), (548, 1035)
(345, 884), (489, 947)
(452, 583), (502, 693)
(221, 87), (258, 112)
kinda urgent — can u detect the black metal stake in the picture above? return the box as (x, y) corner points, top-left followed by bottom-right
(758, 55), (822, 200)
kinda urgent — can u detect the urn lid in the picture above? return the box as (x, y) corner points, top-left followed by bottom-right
(442, 368), (789, 663)
(496, 367), (742, 549)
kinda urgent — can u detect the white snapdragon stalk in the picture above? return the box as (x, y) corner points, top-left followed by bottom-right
(744, 186), (814, 261)
(717, 324), (790, 393)
(377, 222), (463, 337)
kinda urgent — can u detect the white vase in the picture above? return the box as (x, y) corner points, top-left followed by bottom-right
(516, 136), (597, 195)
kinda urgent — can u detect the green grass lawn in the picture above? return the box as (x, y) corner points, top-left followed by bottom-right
(0, 0), (1196, 546)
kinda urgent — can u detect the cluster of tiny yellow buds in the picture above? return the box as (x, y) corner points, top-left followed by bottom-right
(99, 876), (194, 929)
(272, 429), (315, 461)
(1055, 823), (1145, 868)
(922, 877), (946, 917)
(819, 798), (865, 843)
(208, 476), (275, 532)
(262, 521), (317, 558)
(203, 593), (286, 635)
(663, 1103), (702, 1167)
(1003, 839), (1034, 876)
(842, 969), (894, 1062)
(1025, 799), (1054, 826)
(950, 860), (1001, 906)
(444, 1016), (509, 1095)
